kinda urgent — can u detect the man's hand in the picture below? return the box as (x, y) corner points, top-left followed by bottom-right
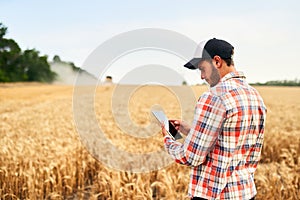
(169, 120), (191, 136)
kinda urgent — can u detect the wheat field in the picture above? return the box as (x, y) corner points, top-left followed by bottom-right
(0, 83), (299, 200)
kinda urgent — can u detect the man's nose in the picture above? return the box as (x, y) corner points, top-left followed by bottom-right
(201, 72), (205, 80)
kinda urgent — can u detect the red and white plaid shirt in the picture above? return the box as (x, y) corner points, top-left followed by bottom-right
(164, 71), (267, 200)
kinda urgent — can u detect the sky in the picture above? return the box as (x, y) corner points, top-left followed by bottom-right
(1, 0), (299, 85)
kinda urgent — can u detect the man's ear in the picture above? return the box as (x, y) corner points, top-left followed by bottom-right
(213, 56), (222, 68)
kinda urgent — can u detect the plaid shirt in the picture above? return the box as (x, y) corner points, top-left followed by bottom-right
(164, 71), (267, 200)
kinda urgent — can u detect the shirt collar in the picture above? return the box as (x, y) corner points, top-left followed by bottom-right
(221, 71), (246, 82)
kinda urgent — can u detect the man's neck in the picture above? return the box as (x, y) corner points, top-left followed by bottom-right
(220, 65), (236, 78)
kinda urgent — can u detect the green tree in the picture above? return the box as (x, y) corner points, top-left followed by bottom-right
(21, 49), (56, 82)
(0, 22), (7, 38)
(53, 55), (61, 62)
(0, 22), (56, 82)
(0, 23), (23, 82)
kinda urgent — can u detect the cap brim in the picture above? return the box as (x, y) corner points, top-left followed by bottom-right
(184, 58), (201, 70)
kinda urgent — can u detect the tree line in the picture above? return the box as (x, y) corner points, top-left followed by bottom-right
(251, 79), (300, 87)
(0, 22), (56, 82)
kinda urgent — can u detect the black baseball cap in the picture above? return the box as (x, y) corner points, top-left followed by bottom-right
(184, 38), (234, 70)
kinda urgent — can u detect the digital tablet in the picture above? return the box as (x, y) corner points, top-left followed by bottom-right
(151, 110), (182, 140)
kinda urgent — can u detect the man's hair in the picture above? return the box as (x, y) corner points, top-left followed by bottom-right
(223, 57), (234, 66)
(223, 49), (234, 66)
(201, 56), (234, 67)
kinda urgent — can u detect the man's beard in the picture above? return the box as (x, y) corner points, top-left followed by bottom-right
(209, 65), (221, 87)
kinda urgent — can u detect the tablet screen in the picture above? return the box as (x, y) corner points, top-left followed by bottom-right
(151, 110), (182, 140)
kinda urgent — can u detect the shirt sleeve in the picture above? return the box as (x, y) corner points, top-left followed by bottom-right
(164, 92), (226, 166)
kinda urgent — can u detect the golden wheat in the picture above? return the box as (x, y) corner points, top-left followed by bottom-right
(0, 83), (299, 199)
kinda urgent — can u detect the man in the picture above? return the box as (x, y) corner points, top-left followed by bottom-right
(162, 38), (267, 200)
